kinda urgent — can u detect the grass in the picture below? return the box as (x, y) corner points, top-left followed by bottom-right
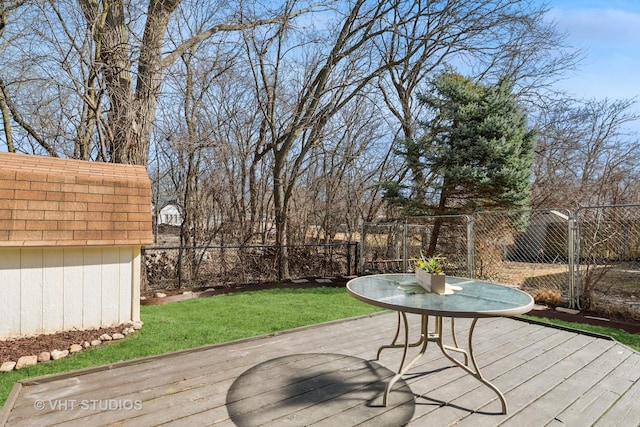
(0, 287), (383, 408)
(523, 315), (640, 352)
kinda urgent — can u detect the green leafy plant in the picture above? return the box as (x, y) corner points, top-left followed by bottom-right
(414, 252), (445, 274)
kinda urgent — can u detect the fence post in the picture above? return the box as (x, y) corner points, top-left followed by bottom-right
(140, 247), (148, 292)
(568, 211), (579, 309)
(403, 220), (408, 272)
(359, 223), (365, 274)
(467, 215), (475, 278)
(177, 246), (183, 288)
(354, 241), (360, 275)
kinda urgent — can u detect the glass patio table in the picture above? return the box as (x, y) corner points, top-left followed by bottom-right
(346, 273), (534, 413)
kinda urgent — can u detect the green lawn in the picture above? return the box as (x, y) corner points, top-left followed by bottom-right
(522, 315), (640, 352)
(0, 287), (383, 408)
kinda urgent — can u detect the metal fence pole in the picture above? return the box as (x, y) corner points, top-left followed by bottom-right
(568, 211), (578, 309)
(177, 246), (183, 288)
(403, 220), (408, 273)
(359, 223), (366, 274)
(467, 215), (475, 278)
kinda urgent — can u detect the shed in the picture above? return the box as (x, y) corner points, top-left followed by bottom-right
(0, 152), (153, 338)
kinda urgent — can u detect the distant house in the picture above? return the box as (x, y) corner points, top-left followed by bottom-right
(158, 204), (182, 226)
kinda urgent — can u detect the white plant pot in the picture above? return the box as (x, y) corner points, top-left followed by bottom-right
(415, 269), (446, 294)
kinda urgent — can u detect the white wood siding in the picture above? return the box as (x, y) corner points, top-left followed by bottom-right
(0, 246), (140, 338)
(0, 250), (21, 337)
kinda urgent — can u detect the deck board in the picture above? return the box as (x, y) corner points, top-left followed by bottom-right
(1, 312), (639, 426)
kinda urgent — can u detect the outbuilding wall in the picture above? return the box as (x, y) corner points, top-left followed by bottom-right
(0, 246), (140, 337)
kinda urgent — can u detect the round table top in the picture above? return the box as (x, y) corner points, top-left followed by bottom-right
(346, 274), (534, 318)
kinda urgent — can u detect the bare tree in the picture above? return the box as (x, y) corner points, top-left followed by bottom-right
(233, 0), (581, 278)
(0, 1), (26, 152)
(0, 0), (122, 158)
(0, 0), (321, 164)
(0, 50), (12, 152)
(532, 97), (640, 208)
(155, 15), (273, 248)
(92, 0), (327, 165)
(241, 0), (474, 278)
(297, 99), (388, 243)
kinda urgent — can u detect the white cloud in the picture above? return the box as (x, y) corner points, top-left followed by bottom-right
(547, 7), (640, 47)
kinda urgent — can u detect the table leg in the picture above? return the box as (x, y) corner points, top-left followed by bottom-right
(376, 311), (426, 361)
(382, 313), (430, 406)
(449, 318), (469, 365)
(438, 317), (507, 414)
(381, 315), (508, 414)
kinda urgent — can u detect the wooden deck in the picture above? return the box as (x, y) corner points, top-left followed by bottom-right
(1, 312), (639, 426)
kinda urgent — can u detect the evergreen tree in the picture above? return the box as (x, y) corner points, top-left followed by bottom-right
(393, 71), (535, 253)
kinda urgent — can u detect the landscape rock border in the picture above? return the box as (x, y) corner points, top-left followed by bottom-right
(0, 321), (143, 373)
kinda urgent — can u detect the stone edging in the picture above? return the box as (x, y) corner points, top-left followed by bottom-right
(0, 321), (143, 373)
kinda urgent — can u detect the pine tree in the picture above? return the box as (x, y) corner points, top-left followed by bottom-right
(394, 71), (535, 254)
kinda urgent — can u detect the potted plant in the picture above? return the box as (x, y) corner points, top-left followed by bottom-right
(414, 252), (447, 294)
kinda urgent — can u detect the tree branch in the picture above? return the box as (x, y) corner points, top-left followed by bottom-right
(0, 77), (58, 156)
(162, 2), (332, 69)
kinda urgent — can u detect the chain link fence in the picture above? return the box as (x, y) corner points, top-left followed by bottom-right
(141, 205), (639, 318)
(576, 205), (640, 315)
(142, 242), (357, 292)
(360, 216), (470, 277)
(361, 205), (640, 318)
(470, 209), (572, 304)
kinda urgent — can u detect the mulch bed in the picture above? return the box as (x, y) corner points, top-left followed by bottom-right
(0, 326), (125, 365)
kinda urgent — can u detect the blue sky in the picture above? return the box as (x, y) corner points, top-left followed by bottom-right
(544, 0), (640, 105)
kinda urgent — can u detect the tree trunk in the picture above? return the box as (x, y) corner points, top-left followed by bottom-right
(125, 1), (180, 165)
(427, 185), (449, 256)
(273, 153), (290, 280)
(82, 0), (180, 166)
(98, 0), (135, 163)
(0, 90), (13, 152)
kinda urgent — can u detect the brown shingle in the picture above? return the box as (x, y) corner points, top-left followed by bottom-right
(0, 152), (152, 247)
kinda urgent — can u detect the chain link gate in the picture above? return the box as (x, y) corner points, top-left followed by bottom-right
(361, 209), (574, 308)
(471, 209), (573, 306)
(575, 205), (640, 313)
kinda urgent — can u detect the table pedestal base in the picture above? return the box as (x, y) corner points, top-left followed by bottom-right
(378, 312), (507, 414)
